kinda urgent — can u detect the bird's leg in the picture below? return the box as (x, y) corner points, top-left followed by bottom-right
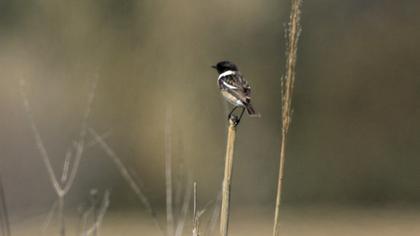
(228, 106), (239, 120)
(227, 106), (246, 127)
(237, 107), (246, 123)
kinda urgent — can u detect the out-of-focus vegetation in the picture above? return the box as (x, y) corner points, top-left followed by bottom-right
(1, 0), (420, 235)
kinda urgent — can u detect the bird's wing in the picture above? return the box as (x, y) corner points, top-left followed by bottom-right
(219, 72), (252, 103)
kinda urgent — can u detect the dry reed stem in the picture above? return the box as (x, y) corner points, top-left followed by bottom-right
(192, 182), (210, 236)
(219, 118), (237, 236)
(0, 175), (11, 236)
(165, 109), (175, 236)
(273, 0), (303, 236)
(192, 182), (198, 236)
(88, 128), (163, 235)
(174, 173), (193, 236)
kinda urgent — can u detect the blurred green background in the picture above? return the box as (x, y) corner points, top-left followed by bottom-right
(1, 0), (420, 228)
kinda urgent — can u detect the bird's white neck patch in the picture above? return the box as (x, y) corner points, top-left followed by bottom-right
(218, 70), (236, 80)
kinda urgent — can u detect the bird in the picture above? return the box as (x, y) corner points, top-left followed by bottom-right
(212, 60), (259, 124)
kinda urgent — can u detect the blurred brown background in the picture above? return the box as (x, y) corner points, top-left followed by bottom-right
(1, 0), (420, 233)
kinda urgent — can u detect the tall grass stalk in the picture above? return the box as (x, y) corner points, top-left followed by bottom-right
(0, 175), (11, 236)
(206, 191), (222, 236)
(165, 109), (175, 236)
(273, 0), (303, 235)
(219, 118), (237, 236)
(192, 182), (199, 236)
(174, 173), (193, 236)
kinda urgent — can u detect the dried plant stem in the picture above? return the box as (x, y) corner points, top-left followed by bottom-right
(192, 182), (210, 236)
(88, 128), (163, 235)
(0, 176), (11, 236)
(82, 190), (110, 236)
(273, 0), (303, 236)
(219, 118), (237, 236)
(20, 76), (98, 236)
(206, 190), (222, 236)
(192, 182), (199, 236)
(58, 195), (65, 236)
(174, 173), (193, 236)
(19, 77), (97, 197)
(41, 200), (58, 235)
(165, 109), (175, 236)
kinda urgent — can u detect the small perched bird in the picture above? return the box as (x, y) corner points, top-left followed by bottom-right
(212, 61), (259, 124)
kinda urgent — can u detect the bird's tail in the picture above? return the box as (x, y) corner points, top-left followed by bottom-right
(246, 103), (260, 117)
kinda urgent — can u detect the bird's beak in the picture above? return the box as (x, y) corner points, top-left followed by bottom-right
(211, 65), (217, 69)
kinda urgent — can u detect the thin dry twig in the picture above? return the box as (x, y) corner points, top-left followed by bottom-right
(165, 109), (175, 236)
(41, 200), (58, 236)
(192, 182), (210, 236)
(192, 182), (199, 236)
(206, 190), (222, 236)
(219, 118), (237, 236)
(82, 190), (111, 236)
(273, 0), (303, 235)
(0, 175), (11, 236)
(174, 172), (193, 236)
(88, 128), (163, 235)
(80, 206), (94, 236)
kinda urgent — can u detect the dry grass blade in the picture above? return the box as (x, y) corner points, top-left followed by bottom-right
(220, 118), (237, 236)
(273, 0), (303, 236)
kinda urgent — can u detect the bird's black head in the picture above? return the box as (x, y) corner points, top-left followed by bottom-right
(212, 61), (238, 74)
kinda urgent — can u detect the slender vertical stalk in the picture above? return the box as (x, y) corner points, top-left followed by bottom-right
(174, 173), (193, 236)
(0, 175), (11, 236)
(273, 0), (303, 236)
(192, 182), (198, 236)
(219, 118), (237, 236)
(206, 191), (222, 236)
(165, 109), (174, 236)
(41, 200), (58, 236)
(58, 195), (65, 236)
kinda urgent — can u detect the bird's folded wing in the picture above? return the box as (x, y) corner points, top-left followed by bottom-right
(220, 73), (252, 103)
